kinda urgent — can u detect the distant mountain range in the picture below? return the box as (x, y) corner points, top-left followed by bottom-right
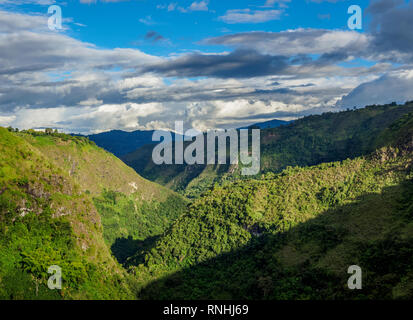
(87, 130), (159, 157)
(87, 119), (291, 157)
(119, 103), (413, 198)
(241, 118), (291, 129)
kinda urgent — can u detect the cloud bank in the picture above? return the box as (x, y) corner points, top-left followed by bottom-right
(0, 0), (413, 134)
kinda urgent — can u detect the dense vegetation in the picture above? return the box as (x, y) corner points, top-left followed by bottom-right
(131, 111), (413, 299)
(122, 102), (413, 198)
(259, 102), (413, 172)
(140, 177), (413, 299)
(0, 128), (186, 299)
(93, 190), (187, 264)
(1, 103), (412, 300)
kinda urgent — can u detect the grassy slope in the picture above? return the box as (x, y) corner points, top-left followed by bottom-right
(131, 112), (413, 299)
(123, 103), (413, 198)
(0, 129), (187, 299)
(0, 128), (133, 299)
(20, 133), (188, 264)
(22, 133), (168, 199)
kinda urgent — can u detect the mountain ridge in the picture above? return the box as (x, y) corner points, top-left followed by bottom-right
(121, 103), (413, 198)
(132, 111), (413, 299)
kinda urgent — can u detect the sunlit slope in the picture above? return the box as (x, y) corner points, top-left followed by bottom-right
(132, 112), (413, 299)
(0, 128), (134, 299)
(21, 132), (173, 200)
(260, 102), (413, 172)
(141, 176), (413, 300)
(20, 131), (188, 265)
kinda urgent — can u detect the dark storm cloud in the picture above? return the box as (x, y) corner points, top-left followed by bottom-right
(367, 0), (413, 60)
(204, 1), (413, 65)
(140, 49), (289, 78)
(366, 0), (404, 14)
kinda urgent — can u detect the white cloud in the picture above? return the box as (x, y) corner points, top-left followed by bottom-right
(218, 9), (282, 24)
(139, 16), (156, 25)
(205, 29), (370, 56)
(157, 1), (209, 13)
(188, 1), (208, 12)
(262, 0), (291, 8)
(0, 115), (15, 126)
(2, 2), (413, 134)
(0, 0), (55, 5)
(337, 69), (413, 108)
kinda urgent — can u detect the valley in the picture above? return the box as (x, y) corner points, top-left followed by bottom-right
(1, 103), (412, 300)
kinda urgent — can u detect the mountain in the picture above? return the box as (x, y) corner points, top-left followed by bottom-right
(87, 129), (185, 157)
(241, 118), (291, 129)
(130, 111), (413, 299)
(1, 103), (412, 300)
(0, 128), (187, 299)
(85, 119), (288, 198)
(88, 119), (290, 159)
(87, 130), (156, 157)
(122, 102), (413, 198)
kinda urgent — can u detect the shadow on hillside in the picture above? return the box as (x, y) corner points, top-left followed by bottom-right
(138, 180), (413, 300)
(111, 235), (160, 265)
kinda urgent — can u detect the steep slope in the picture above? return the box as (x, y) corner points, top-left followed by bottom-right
(0, 128), (133, 299)
(131, 112), (413, 299)
(260, 102), (413, 172)
(0, 128), (188, 299)
(122, 143), (232, 199)
(19, 131), (188, 265)
(122, 103), (413, 198)
(141, 177), (413, 300)
(22, 132), (167, 199)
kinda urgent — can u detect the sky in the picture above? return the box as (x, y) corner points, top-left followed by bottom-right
(0, 0), (413, 134)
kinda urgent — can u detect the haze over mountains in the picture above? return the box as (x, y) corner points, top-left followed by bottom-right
(119, 103), (413, 198)
(87, 118), (290, 157)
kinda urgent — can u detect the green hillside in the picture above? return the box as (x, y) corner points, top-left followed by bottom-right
(0, 128), (187, 299)
(129, 111), (413, 299)
(123, 103), (413, 198)
(259, 102), (413, 172)
(1, 104), (412, 300)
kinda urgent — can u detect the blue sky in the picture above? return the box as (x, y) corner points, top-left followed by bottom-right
(0, 0), (412, 134)
(13, 0), (371, 55)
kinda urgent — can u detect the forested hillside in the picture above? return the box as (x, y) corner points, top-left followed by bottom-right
(0, 128), (186, 299)
(130, 111), (413, 299)
(259, 102), (413, 172)
(122, 103), (413, 198)
(1, 104), (412, 300)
